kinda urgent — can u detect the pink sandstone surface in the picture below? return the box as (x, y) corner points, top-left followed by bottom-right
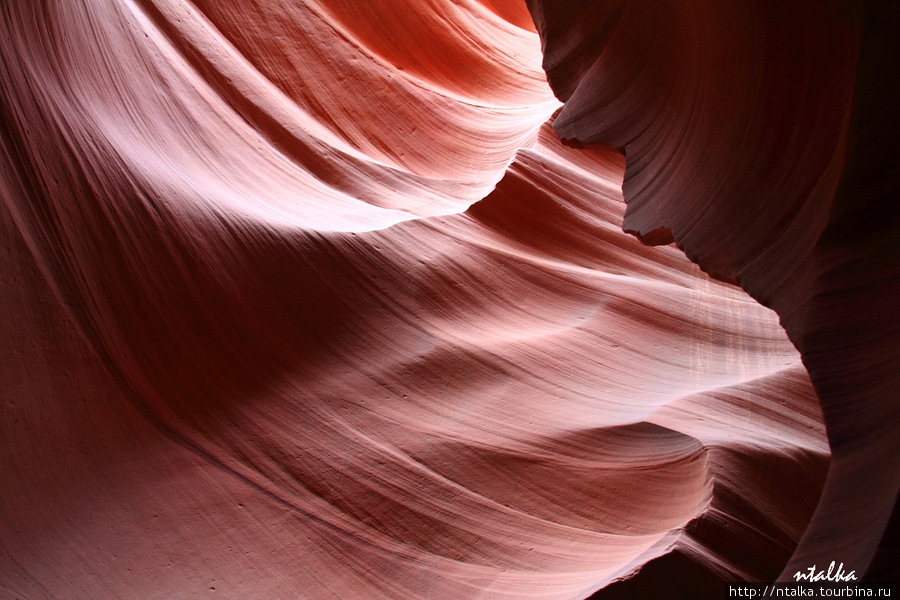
(1, 1), (896, 598)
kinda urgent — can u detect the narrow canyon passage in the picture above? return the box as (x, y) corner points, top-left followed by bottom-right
(1, 1), (896, 598)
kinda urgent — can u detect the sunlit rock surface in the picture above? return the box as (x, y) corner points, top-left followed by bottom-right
(0, 1), (893, 598)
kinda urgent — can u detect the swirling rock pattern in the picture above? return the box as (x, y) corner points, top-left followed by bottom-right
(0, 0), (892, 598)
(526, 0), (900, 588)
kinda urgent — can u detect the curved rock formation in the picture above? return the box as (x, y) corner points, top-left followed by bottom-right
(526, 0), (900, 587)
(0, 0), (893, 598)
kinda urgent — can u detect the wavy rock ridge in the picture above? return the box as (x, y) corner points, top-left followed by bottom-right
(526, 0), (900, 589)
(1, 0), (895, 598)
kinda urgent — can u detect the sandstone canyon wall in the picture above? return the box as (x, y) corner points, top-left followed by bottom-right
(525, 0), (900, 588)
(0, 1), (896, 598)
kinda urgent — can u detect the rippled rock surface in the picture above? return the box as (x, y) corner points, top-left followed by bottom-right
(1, 1), (895, 598)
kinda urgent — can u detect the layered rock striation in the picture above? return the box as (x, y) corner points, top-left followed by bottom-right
(1, 1), (894, 598)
